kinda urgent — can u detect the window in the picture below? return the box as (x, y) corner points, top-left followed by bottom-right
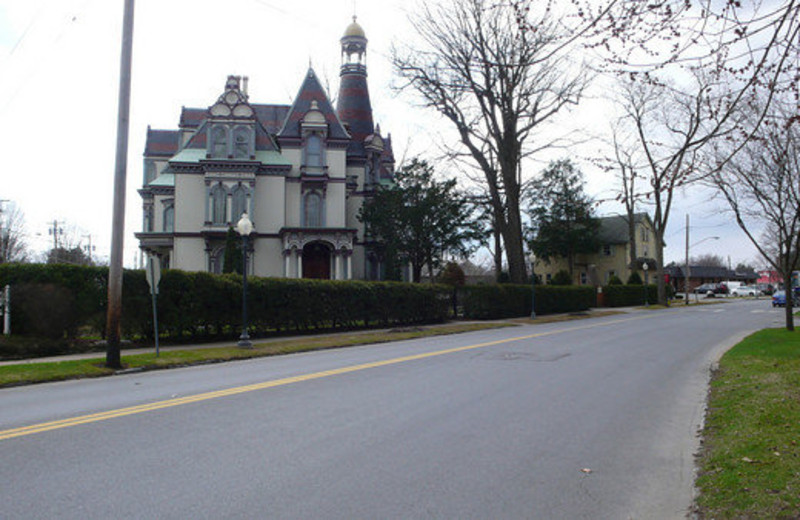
(545, 273), (552, 284)
(606, 270), (616, 283)
(211, 184), (227, 224)
(233, 127), (250, 159)
(306, 134), (322, 168)
(144, 205), (154, 232)
(304, 191), (322, 227)
(602, 244), (612, 256)
(641, 227), (649, 243)
(231, 185), (247, 223)
(580, 272), (588, 285)
(163, 205), (174, 232)
(211, 126), (227, 158)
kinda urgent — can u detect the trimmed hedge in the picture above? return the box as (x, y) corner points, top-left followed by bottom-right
(601, 284), (658, 307)
(458, 284), (595, 319)
(0, 264), (451, 348)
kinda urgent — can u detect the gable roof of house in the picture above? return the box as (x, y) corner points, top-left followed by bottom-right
(597, 213), (651, 245)
(278, 68), (349, 140)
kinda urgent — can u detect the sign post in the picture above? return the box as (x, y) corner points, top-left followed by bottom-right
(2, 285), (9, 335)
(145, 255), (161, 356)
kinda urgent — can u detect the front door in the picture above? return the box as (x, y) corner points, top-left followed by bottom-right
(302, 242), (330, 279)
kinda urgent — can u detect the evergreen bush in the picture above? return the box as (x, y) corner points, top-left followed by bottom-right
(626, 271), (643, 285)
(551, 270), (573, 285)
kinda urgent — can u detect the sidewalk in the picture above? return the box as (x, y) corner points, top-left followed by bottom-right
(0, 319), (501, 367)
(0, 306), (637, 367)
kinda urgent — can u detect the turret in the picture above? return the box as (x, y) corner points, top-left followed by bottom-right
(336, 16), (374, 156)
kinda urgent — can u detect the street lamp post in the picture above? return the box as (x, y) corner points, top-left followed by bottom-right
(236, 213), (254, 348)
(642, 262), (649, 307)
(530, 253), (536, 319)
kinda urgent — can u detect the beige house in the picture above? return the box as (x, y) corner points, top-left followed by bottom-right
(136, 19), (395, 280)
(534, 213), (658, 285)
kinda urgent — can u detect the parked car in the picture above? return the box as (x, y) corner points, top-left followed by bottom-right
(756, 283), (775, 295)
(773, 289), (800, 307)
(731, 285), (760, 297)
(694, 283), (728, 296)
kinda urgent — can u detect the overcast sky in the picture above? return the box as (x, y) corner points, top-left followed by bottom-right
(0, 0), (763, 270)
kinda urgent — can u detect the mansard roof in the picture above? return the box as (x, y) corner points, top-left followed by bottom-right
(278, 68), (349, 140)
(180, 104), (290, 134)
(144, 128), (180, 157)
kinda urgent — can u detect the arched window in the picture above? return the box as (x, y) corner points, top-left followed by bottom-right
(211, 126), (228, 158)
(211, 184), (227, 224)
(306, 134), (322, 167)
(231, 185), (247, 223)
(304, 191), (322, 228)
(233, 127), (250, 159)
(163, 204), (174, 232)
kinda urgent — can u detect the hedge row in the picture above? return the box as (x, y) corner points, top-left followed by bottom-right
(458, 284), (596, 319)
(0, 264), (451, 343)
(601, 284), (658, 307)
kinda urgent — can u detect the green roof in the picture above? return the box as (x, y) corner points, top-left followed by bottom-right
(169, 148), (291, 166)
(148, 173), (174, 187)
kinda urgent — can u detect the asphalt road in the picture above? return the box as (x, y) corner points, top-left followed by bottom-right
(0, 299), (782, 519)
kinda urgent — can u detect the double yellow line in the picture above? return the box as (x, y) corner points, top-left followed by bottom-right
(0, 315), (647, 441)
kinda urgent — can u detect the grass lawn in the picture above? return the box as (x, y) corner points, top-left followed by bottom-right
(0, 322), (512, 388)
(695, 328), (800, 519)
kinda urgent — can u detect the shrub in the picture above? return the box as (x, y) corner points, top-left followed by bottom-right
(551, 270), (573, 285)
(608, 275), (624, 285)
(602, 284), (658, 307)
(437, 262), (466, 286)
(626, 271), (643, 285)
(459, 283), (594, 319)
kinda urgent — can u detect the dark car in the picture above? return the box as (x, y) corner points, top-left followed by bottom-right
(694, 283), (728, 296)
(756, 283), (775, 295)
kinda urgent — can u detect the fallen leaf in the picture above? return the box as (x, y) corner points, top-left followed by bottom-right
(742, 457), (753, 463)
(581, 468), (592, 474)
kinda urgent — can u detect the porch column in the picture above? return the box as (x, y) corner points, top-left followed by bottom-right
(334, 252), (342, 280)
(284, 251), (290, 278)
(346, 253), (352, 280)
(296, 248), (303, 279)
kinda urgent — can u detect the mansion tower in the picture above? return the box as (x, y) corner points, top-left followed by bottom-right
(136, 18), (394, 280)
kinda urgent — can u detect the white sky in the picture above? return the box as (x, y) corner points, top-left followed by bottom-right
(0, 0), (763, 270)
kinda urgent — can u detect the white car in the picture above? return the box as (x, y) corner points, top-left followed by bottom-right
(731, 285), (760, 297)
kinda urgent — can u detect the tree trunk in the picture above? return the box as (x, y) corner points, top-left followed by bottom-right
(785, 296), (795, 331)
(503, 188), (527, 284)
(655, 233), (667, 305)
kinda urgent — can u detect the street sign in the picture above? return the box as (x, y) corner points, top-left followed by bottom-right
(145, 256), (161, 295)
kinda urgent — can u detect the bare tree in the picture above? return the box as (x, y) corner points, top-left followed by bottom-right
(710, 98), (800, 330)
(392, 0), (592, 283)
(691, 254), (726, 268)
(0, 202), (28, 264)
(613, 68), (747, 304)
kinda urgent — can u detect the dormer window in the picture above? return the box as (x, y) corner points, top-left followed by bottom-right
(306, 134), (323, 168)
(233, 126), (251, 159)
(210, 126), (228, 158)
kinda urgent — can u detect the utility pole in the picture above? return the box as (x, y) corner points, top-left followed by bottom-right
(685, 214), (690, 306)
(105, 0), (135, 370)
(82, 234), (95, 264)
(48, 220), (64, 263)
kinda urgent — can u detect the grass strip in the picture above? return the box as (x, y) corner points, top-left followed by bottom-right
(0, 322), (513, 388)
(695, 328), (800, 519)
